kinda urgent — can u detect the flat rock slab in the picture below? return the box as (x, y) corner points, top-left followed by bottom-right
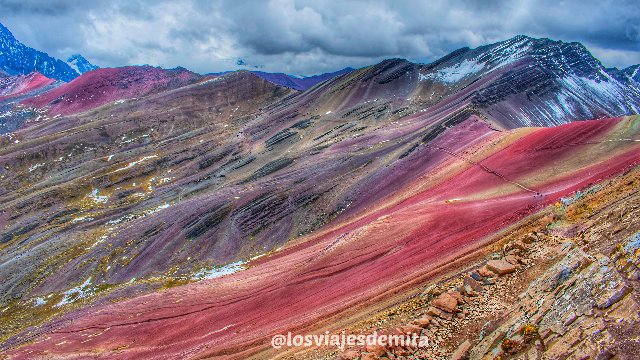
(450, 339), (472, 360)
(464, 275), (484, 293)
(486, 259), (517, 275)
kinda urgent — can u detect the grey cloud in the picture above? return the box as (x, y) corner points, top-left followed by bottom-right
(1, 0), (639, 75)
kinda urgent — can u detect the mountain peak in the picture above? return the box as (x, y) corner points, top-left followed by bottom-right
(0, 22), (13, 37)
(0, 22), (79, 81)
(66, 54), (99, 74)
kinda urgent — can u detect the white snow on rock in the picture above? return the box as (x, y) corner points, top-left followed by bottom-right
(56, 277), (94, 307)
(194, 261), (246, 280)
(421, 59), (485, 83)
(88, 188), (109, 204)
(113, 155), (158, 172)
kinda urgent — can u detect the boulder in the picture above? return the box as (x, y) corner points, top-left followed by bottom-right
(394, 348), (410, 356)
(513, 240), (528, 251)
(478, 265), (495, 277)
(337, 350), (360, 359)
(433, 292), (459, 313)
(427, 306), (453, 320)
(504, 254), (520, 265)
(401, 324), (423, 335)
(365, 344), (386, 357)
(360, 353), (380, 360)
(523, 233), (537, 244)
(447, 290), (464, 303)
(469, 272), (484, 281)
(486, 259), (517, 275)
(414, 315), (432, 328)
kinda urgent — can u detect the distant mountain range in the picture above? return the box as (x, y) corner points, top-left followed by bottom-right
(249, 68), (355, 90)
(1, 18), (639, 134)
(415, 34), (640, 126)
(207, 67), (355, 90)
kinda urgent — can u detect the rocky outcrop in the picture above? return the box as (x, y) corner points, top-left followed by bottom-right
(467, 233), (640, 360)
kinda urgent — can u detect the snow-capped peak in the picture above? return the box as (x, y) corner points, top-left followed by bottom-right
(0, 22), (80, 81)
(66, 54), (99, 75)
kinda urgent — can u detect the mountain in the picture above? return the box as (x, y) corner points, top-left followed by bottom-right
(1, 35), (640, 359)
(21, 65), (201, 115)
(66, 54), (99, 74)
(0, 72), (62, 133)
(287, 35), (640, 129)
(207, 68), (354, 90)
(416, 35), (640, 127)
(0, 72), (55, 100)
(251, 67), (354, 90)
(0, 22), (79, 82)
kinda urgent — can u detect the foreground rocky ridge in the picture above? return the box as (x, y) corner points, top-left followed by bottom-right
(317, 166), (640, 360)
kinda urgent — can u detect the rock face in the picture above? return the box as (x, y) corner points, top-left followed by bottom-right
(418, 35), (640, 127)
(0, 22), (79, 81)
(467, 233), (640, 360)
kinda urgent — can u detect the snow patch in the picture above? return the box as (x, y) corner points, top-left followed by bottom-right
(194, 261), (246, 280)
(421, 59), (485, 83)
(28, 163), (45, 172)
(56, 277), (94, 306)
(113, 155), (158, 172)
(88, 188), (109, 204)
(107, 202), (171, 225)
(33, 297), (47, 306)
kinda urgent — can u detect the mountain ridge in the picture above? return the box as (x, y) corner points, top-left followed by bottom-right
(0, 22), (79, 82)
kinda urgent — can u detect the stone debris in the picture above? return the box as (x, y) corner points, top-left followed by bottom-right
(334, 229), (640, 360)
(428, 306), (454, 320)
(467, 233), (640, 360)
(477, 266), (495, 278)
(463, 275), (484, 295)
(433, 292), (460, 313)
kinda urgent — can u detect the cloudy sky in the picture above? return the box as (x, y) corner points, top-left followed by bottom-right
(1, 0), (639, 75)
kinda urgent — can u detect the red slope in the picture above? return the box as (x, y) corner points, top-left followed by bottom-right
(20, 66), (201, 115)
(0, 72), (55, 100)
(8, 117), (640, 359)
